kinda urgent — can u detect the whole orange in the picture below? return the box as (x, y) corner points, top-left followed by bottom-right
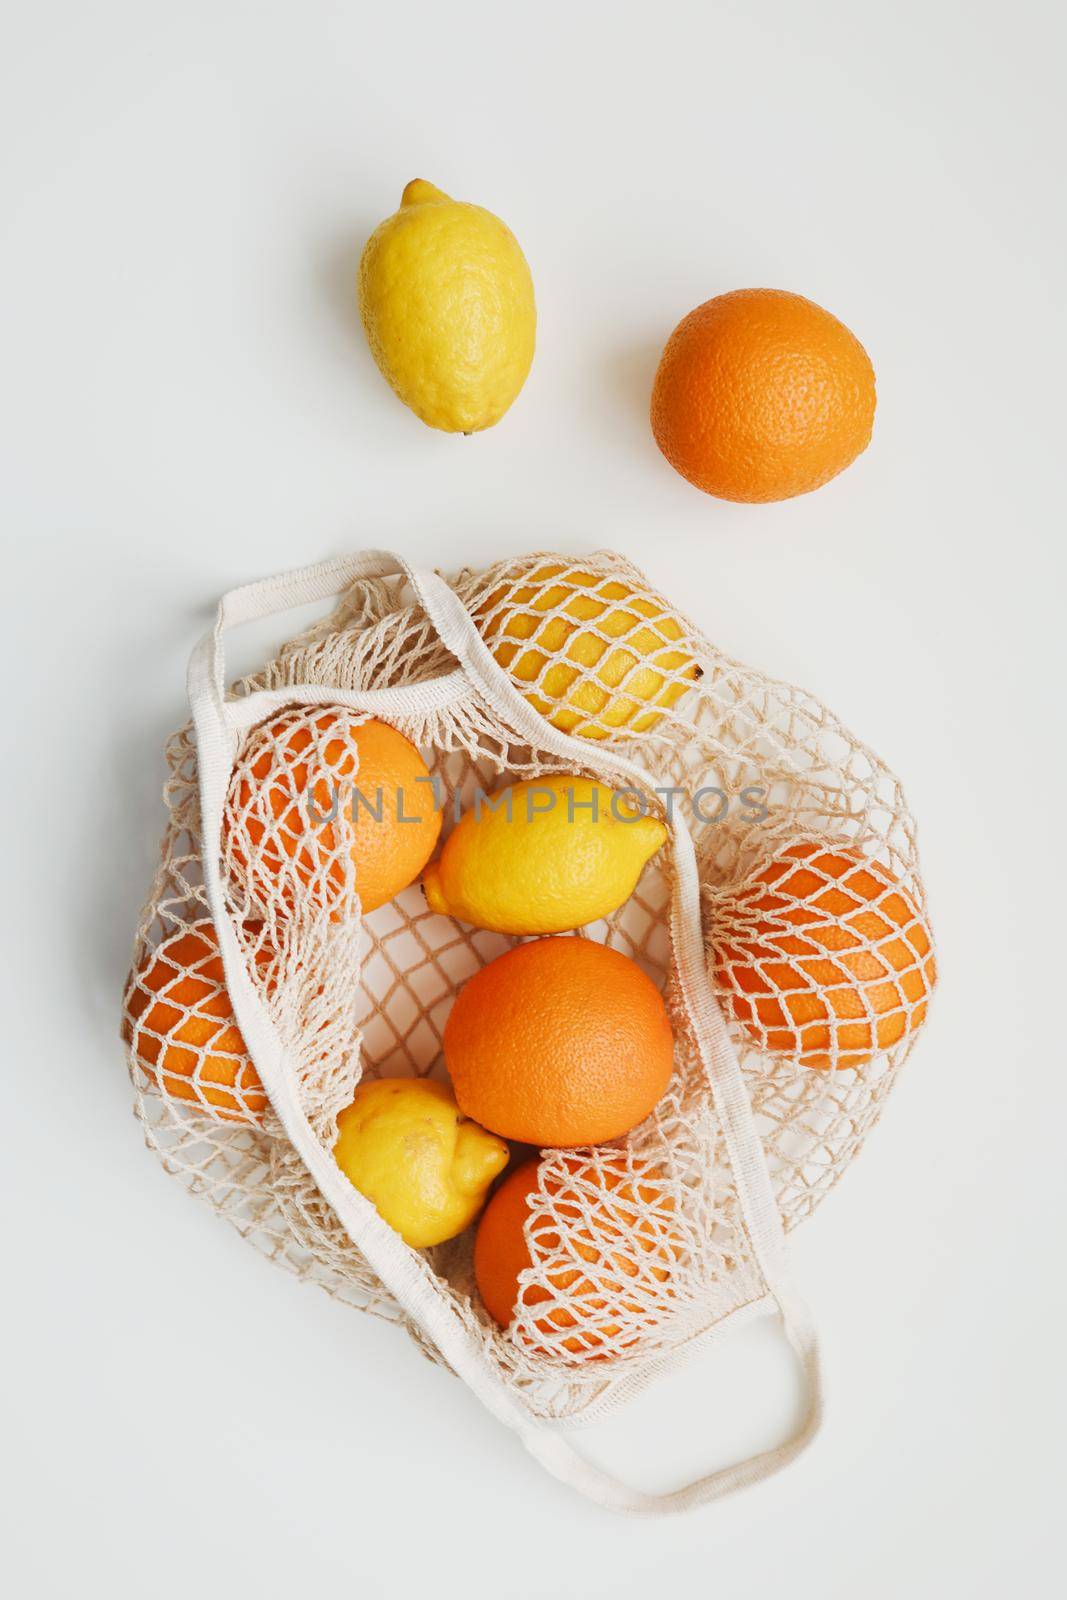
(474, 1154), (678, 1359)
(224, 709), (441, 917)
(710, 841), (936, 1070)
(650, 288), (876, 503)
(444, 936), (674, 1147)
(123, 919), (270, 1125)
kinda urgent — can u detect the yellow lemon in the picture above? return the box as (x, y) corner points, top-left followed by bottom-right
(358, 179), (536, 433)
(475, 564), (699, 740)
(423, 775), (667, 935)
(333, 1079), (508, 1248)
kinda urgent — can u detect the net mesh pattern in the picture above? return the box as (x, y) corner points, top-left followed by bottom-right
(122, 551), (934, 1422)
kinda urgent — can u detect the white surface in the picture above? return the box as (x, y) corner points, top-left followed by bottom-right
(2, 0), (1064, 1591)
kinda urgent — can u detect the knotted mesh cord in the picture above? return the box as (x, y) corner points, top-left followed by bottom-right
(123, 551), (932, 1422)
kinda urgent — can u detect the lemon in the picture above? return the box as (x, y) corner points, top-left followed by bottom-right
(333, 1079), (508, 1249)
(358, 179), (536, 433)
(475, 565), (699, 740)
(423, 775), (667, 935)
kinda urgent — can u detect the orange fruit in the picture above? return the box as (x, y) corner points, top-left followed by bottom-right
(650, 288), (876, 503)
(444, 936), (674, 1146)
(123, 919), (270, 1125)
(224, 709), (441, 917)
(710, 841), (936, 1070)
(474, 1154), (678, 1359)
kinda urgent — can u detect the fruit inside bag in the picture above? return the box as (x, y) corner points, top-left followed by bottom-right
(122, 549), (935, 1504)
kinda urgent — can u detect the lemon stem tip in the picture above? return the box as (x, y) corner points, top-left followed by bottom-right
(422, 862), (447, 915)
(401, 178), (449, 208)
(641, 817), (670, 854)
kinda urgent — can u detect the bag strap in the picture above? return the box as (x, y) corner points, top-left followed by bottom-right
(198, 549), (412, 704)
(186, 550), (823, 1515)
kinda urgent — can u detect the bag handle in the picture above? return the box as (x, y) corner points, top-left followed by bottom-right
(187, 550), (823, 1515)
(198, 549), (417, 704)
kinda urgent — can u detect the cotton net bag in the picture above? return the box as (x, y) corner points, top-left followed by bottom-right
(122, 548), (935, 1515)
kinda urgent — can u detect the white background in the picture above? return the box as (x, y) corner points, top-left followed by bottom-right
(3, 1), (1064, 1594)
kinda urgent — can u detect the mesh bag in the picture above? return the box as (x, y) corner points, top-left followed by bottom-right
(122, 548), (935, 1514)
